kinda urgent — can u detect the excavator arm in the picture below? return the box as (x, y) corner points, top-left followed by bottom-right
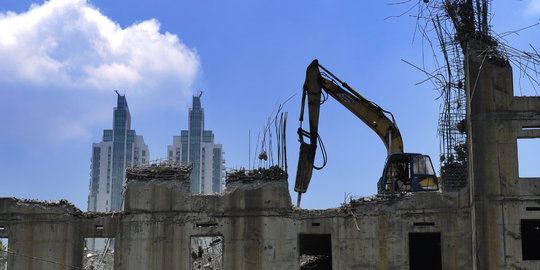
(294, 59), (404, 199)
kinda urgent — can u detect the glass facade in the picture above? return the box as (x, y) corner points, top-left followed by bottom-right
(181, 130), (188, 162)
(89, 147), (101, 211)
(110, 95), (131, 211)
(212, 148), (222, 192)
(103, 130), (113, 142)
(172, 96), (224, 194)
(189, 98), (203, 194)
(203, 131), (213, 143)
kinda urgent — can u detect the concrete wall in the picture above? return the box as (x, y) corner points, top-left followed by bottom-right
(0, 199), (84, 270)
(0, 175), (472, 270)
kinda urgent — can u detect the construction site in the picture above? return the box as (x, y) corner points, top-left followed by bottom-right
(2, 1), (540, 269)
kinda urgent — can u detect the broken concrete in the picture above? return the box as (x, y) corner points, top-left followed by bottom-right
(83, 248), (114, 270)
(126, 163), (193, 181)
(226, 165), (288, 182)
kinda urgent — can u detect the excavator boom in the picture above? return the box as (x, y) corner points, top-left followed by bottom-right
(317, 63), (404, 154)
(295, 59), (404, 195)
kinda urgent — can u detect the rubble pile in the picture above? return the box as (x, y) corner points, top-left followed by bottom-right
(13, 198), (83, 214)
(346, 192), (413, 205)
(0, 249), (6, 270)
(17, 198), (75, 207)
(190, 236), (223, 270)
(126, 163), (193, 181)
(83, 248), (114, 270)
(299, 255), (331, 270)
(226, 165), (287, 182)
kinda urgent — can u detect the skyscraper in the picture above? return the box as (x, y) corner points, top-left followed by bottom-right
(88, 92), (149, 213)
(168, 95), (224, 194)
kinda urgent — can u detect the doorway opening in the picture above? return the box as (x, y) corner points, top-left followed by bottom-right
(409, 232), (442, 270)
(299, 234), (332, 270)
(521, 219), (540, 260)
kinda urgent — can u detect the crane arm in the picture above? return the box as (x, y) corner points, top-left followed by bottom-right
(294, 59), (403, 196)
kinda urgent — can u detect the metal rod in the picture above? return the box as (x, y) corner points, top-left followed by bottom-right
(249, 130), (251, 170)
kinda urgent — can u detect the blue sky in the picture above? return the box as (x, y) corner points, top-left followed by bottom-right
(0, 0), (539, 210)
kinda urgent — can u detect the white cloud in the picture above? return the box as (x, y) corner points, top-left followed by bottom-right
(0, 0), (199, 93)
(526, 0), (540, 14)
(0, 0), (200, 146)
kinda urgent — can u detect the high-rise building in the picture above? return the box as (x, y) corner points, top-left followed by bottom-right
(168, 95), (224, 194)
(88, 92), (149, 213)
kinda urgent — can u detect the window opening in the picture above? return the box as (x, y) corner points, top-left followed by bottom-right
(412, 156), (435, 175)
(191, 236), (223, 270)
(517, 139), (540, 177)
(413, 222), (435, 226)
(522, 127), (540, 131)
(0, 238), (7, 270)
(84, 237), (114, 270)
(387, 157), (411, 180)
(521, 219), (540, 260)
(195, 223), (218, 228)
(409, 232), (442, 270)
(299, 234), (332, 270)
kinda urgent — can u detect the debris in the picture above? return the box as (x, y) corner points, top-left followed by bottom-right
(342, 192), (414, 208)
(191, 236), (223, 270)
(258, 151), (268, 161)
(0, 240), (6, 270)
(83, 247), (114, 270)
(126, 163), (193, 181)
(13, 198), (83, 215)
(226, 166), (287, 182)
(300, 255), (331, 270)
(17, 198), (74, 207)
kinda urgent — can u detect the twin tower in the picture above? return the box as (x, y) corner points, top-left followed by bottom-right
(87, 93), (224, 213)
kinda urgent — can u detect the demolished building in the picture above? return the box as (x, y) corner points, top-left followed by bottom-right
(1, 46), (540, 269)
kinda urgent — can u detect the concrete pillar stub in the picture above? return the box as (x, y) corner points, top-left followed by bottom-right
(124, 164), (193, 212)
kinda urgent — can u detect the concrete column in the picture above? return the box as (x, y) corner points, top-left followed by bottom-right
(466, 41), (514, 270)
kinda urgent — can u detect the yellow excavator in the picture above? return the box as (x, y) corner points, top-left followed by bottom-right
(295, 60), (438, 206)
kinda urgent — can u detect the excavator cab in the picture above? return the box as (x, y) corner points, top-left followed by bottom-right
(377, 153), (439, 193)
